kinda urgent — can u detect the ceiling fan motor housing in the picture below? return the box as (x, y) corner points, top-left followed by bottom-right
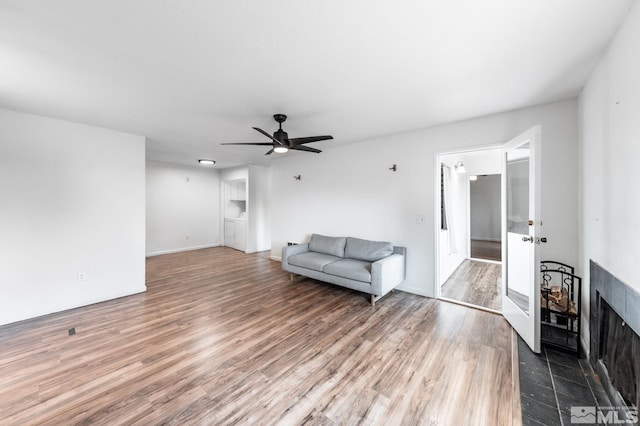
(274, 129), (288, 144)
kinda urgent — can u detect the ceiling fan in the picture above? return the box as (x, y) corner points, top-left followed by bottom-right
(221, 114), (333, 155)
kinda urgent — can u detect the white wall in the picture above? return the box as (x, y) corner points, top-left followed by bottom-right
(220, 167), (249, 182)
(0, 108), (146, 326)
(579, 1), (640, 347)
(271, 98), (579, 297)
(247, 165), (272, 253)
(146, 161), (221, 256)
(470, 174), (502, 241)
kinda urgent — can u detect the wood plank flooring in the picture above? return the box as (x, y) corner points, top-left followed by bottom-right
(470, 239), (501, 262)
(440, 259), (502, 311)
(0, 247), (516, 425)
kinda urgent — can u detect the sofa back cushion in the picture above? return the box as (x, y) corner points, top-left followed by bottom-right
(345, 237), (393, 262)
(309, 234), (346, 257)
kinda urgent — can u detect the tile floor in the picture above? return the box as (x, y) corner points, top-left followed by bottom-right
(518, 338), (611, 425)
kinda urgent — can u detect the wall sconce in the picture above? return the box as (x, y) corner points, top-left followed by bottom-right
(389, 164), (397, 172)
(294, 175), (301, 180)
(454, 161), (466, 173)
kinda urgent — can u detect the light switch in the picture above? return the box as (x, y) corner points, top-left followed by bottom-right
(416, 215), (425, 224)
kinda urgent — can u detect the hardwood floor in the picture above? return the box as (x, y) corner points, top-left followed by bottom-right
(440, 259), (502, 311)
(0, 247), (516, 425)
(470, 239), (501, 262)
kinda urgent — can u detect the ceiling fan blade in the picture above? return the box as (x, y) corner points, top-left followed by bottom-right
(287, 135), (333, 145)
(265, 149), (274, 155)
(221, 142), (274, 146)
(290, 145), (322, 153)
(252, 127), (285, 145)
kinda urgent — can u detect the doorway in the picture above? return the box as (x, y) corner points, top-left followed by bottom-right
(470, 174), (501, 262)
(436, 147), (502, 312)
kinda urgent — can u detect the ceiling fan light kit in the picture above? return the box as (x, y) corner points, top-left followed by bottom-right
(221, 114), (333, 156)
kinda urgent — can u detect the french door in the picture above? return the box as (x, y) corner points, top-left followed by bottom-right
(501, 126), (542, 353)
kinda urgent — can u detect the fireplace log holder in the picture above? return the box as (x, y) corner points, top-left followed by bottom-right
(540, 261), (582, 357)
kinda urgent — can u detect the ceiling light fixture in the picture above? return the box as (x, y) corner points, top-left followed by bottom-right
(454, 161), (466, 173)
(198, 159), (216, 165)
(273, 146), (289, 154)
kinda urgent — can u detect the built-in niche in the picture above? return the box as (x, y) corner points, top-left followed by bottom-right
(223, 179), (247, 251)
(224, 179), (246, 219)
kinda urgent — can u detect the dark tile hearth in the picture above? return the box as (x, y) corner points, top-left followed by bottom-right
(518, 337), (610, 426)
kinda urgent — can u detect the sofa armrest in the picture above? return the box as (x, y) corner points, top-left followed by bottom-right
(281, 243), (310, 271)
(371, 253), (406, 296)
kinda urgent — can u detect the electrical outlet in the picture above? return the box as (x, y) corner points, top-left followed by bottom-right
(416, 215), (425, 224)
(186, 235), (190, 240)
(78, 273), (85, 281)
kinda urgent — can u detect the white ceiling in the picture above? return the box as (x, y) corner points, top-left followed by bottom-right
(0, 0), (632, 168)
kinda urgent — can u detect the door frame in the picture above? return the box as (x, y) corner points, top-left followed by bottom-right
(434, 143), (503, 312)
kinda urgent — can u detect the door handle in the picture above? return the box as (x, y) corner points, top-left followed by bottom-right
(522, 236), (534, 243)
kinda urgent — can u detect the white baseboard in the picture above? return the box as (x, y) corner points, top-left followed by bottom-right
(146, 244), (220, 257)
(0, 286), (147, 327)
(270, 255), (282, 262)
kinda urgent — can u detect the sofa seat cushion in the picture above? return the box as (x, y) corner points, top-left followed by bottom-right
(288, 252), (341, 272)
(345, 237), (393, 262)
(323, 259), (372, 283)
(309, 234), (347, 258)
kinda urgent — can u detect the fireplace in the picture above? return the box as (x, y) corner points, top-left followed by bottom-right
(590, 261), (640, 414)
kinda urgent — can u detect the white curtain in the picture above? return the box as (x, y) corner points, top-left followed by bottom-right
(442, 165), (457, 255)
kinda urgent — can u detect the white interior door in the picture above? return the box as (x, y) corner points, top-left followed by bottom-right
(501, 126), (542, 353)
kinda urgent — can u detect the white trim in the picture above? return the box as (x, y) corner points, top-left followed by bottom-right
(438, 296), (502, 315)
(270, 255), (282, 262)
(146, 243), (221, 257)
(0, 286), (147, 327)
(468, 257), (502, 265)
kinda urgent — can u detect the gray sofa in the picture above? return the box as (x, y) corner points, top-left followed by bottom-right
(281, 234), (406, 306)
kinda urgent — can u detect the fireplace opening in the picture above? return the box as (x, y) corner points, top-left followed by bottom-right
(599, 299), (640, 410)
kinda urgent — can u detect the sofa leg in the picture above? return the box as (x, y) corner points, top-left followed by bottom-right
(290, 273), (305, 283)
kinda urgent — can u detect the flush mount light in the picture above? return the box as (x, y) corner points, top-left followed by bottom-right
(198, 159), (216, 165)
(454, 161), (466, 173)
(273, 146), (289, 154)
